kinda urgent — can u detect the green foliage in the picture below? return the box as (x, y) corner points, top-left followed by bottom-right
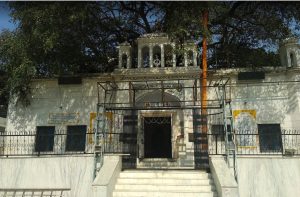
(162, 2), (300, 68)
(209, 44), (280, 69)
(1, 2), (300, 106)
(163, 2), (208, 42)
(9, 2), (116, 75)
(0, 30), (35, 105)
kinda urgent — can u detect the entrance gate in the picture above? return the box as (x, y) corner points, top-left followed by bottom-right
(96, 77), (232, 171)
(121, 112), (138, 169)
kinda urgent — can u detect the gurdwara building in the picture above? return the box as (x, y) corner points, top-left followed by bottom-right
(1, 34), (300, 197)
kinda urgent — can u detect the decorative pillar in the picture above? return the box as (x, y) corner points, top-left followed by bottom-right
(149, 45), (153, 68)
(193, 50), (197, 67)
(184, 51), (188, 67)
(161, 44), (165, 67)
(138, 47), (142, 68)
(127, 55), (131, 69)
(118, 53), (122, 69)
(172, 44), (176, 67)
(173, 53), (176, 67)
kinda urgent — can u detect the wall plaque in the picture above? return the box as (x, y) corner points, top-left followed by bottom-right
(48, 113), (79, 124)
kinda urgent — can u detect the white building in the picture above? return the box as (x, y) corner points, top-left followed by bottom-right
(1, 34), (300, 197)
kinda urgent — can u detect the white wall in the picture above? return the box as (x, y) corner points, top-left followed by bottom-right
(237, 157), (300, 197)
(230, 73), (297, 127)
(6, 70), (300, 135)
(0, 156), (94, 197)
(6, 78), (98, 133)
(5, 70), (300, 159)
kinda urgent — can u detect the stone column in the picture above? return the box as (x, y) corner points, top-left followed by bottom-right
(138, 47), (142, 68)
(118, 53), (122, 69)
(184, 51), (188, 67)
(127, 55), (131, 69)
(172, 44), (176, 67)
(161, 44), (165, 68)
(173, 53), (176, 67)
(149, 45), (153, 68)
(193, 50), (197, 67)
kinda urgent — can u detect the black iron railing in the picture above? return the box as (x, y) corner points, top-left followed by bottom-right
(0, 189), (70, 197)
(0, 131), (94, 156)
(208, 129), (300, 155)
(0, 131), (137, 157)
(103, 132), (137, 154)
(1, 129), (300, 157)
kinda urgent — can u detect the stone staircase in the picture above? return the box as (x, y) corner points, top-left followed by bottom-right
(113, 170), (218, 197)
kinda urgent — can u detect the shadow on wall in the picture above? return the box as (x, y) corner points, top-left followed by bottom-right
(6, 79), (98, 134)
(231, 80), (296, 125)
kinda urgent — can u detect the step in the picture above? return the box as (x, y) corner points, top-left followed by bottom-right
(120, 170), (206, 173)
(113, 170), (218, 197)
(114, 184), (216, 192)
(119, 171), (211, 179)
(117, 178), (213, 185)
(113, 191), (218, 197)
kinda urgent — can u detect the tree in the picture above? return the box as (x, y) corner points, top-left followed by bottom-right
(0, 29), (35, 105)
(1, 2), (300, 105)
(162, 2), (300, 68)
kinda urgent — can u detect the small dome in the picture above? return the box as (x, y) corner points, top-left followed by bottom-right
(119, 41), (130, 46)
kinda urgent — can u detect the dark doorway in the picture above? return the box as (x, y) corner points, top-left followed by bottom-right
(144, 117), (172, 158)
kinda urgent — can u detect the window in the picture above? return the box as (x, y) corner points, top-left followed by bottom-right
(66, 125), (86, 152)
(176, 54), (184, 67)
(35, 126), (55, 152)
(290, 53), (296, 67)
(142, 46), (150, 68)
(211, 124), (232, 141)
(122, 54), (128, 68)
(187, 50), (194, 66)
(164, 44), (173, 67)
(258, 124), (282, 152)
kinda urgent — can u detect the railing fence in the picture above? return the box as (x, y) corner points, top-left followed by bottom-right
(1, 129), (300, 156)
(0, 189), (70, 197)
(208, 129), (300, 155)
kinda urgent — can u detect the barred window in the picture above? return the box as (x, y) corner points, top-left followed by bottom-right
(66, 125), (86, 152)
(35, 126), (55, 152)
(258, 124), (282, 152)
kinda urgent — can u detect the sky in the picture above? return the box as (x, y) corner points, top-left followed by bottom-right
(0, 2), (17, 32)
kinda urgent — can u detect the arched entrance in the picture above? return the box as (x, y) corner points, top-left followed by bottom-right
(136, 91), (182, 161)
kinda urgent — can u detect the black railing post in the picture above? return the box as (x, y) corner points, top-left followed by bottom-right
(215, 134), (218, 155)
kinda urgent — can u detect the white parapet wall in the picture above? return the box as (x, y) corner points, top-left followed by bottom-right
(237, 157), (300, 197)
(209, 156), (239, 197)
(92, 155), (122, 197)
(0, 155), (94, 197)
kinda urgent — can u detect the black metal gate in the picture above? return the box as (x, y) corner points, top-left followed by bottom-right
(193, 109), (209, 170)
(121, 111), (138, 169)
